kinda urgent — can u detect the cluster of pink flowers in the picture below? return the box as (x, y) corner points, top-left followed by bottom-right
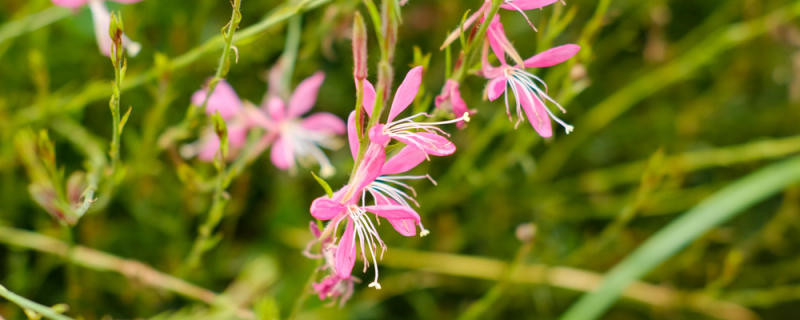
(306, 67), (468, 304)
(436, 0), (579, 138)
(50, 0), (579, 307)
(181, 71), (345, 178)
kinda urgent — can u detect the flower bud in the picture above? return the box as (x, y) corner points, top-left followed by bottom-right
(352, 12), (368, 81)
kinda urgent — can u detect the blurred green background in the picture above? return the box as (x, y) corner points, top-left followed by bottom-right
(1, 0), (800, 319)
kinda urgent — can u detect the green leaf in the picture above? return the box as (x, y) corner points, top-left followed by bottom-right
(560, 156), (800, 320)
(119, 106), (132, 135)
(310, 171), (333, 198)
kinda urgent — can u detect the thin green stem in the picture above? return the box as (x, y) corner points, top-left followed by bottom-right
(457, 240), (533, 320)
(280, 14), (303, 97)
(451, 0), (502, 82)
(0, 284), (72, 320)
(0, 224), (254, 319)
(185, 0), (244, 270)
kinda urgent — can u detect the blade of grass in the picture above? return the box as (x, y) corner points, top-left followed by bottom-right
(560, 155), (800, 320)
(0, 283), (72, 320)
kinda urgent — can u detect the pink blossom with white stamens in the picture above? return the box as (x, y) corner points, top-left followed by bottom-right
(360, 67), (468, 158)
(181, 80), (251, 162)
(435, 80), (472, 129)
(247, 72), (346, 177)
(482, 16), (579, 138)
(52, 0), (143, 57)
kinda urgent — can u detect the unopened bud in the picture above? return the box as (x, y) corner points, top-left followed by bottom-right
(515, 223), (537, 243)
(352, 12), (368, 81)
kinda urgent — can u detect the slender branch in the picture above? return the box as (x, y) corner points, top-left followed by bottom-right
(0, 284), (72, 320)
(280, 228), (757, 320)
(0, 225), (254, 319)
(185, 0), (244, 270)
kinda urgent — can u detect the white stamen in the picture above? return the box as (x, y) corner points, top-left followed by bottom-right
(501, 66), (574, 134)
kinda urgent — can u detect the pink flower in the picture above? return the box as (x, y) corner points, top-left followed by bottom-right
(482, 16), (579, 138)
(309, 163), (426, 289)
(191, 79), (243, 120)
(440, 0), (560, 49)
(435, 80), (472, 129)
(308, 222), (358, 306)
(312, 274), (356, 305)
(361, 67), (465, 158)
(500, 0), (561, 30)
(307, 111), (435, 290)
(247, 72), (346, 177)
(181, 80), (249, 162)
(52, 0), (143, 57)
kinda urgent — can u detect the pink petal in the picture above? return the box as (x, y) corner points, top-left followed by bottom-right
(197, 133), (221, 162)
(270, 137), (294, 170)
(309, 221), (322, 239)
(387, 66), (423, 122)
(87, 0), (140, 57)
(310, 197), (345, 220)
(487, 76), (507, 101)
(368, 124), (391, 147)
(394, 132), (456, 157)
(351, 143), (385, 193)
(500, 0), (559, 10)
(242, 104), (275, 130)
(381, 146), (426, 175)
(487, 17), (508, 66)
(192, 80), (242, 120)
(516, 84), (553, 138)
(227, 123), (248, 148)
(335, 220), (357, 278)
(88, 0), (112, 56)
(288, 72), (325, 118)
(302, 112), (346, 134)
(523, 44), (581, 68)
(52, 0), (88, 9)
(448, 81), (469, 117)
(388, 219), (418, 237)
(364, 205), (421, 237)
(435, 80), (468, 119)
(347, 112), (359, 160)
(265, 96), (285, 122)
(362, 80), (376, 117)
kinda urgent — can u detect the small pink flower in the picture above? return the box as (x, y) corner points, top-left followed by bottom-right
(191, 79), (243, 120)
(309, 221), (358, 306)
(181, 80), (249, 162)
(440, 0), (560, 49)
(361, 67), (466, 158)
(312, 274), (356, 305)
(310, 186), (424, 289)
(482, 16), (579, 138)
(308, 114), (433, 290)
(435, 80), (472, 129)
(500, 0), (561, 30)
(52, 0), (143, 57)
(247, 72), (345, 177)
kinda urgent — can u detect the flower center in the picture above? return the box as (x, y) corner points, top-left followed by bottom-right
(503, 67), (574, 134)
